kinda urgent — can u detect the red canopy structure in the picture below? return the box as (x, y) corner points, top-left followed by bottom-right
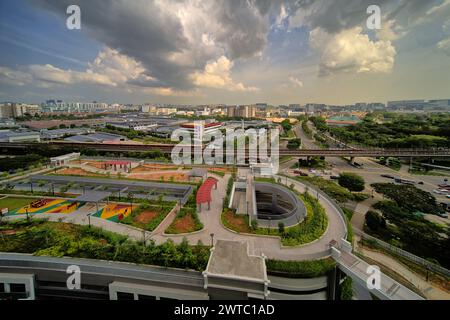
(102, 160), (132, 172)
(196, 177), (218, 210)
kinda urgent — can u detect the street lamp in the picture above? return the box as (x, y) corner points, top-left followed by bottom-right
(268, 217), (272, 234)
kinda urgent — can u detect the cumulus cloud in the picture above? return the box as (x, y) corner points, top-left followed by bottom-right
(0, 63), (114, 87)
(190, 56), (258, 92)
(288, 76), (303, 88)
(0, 66), (32, 86)
(311, 27), (396, 76)
(437, 37), (450, 55)
(0, 48), (181, 96)
(32, 0), (276, 91)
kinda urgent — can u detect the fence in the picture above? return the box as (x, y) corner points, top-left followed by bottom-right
(353, 228), (450, 278)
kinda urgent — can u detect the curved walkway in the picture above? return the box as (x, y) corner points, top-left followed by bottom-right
(151, 173), (347, 261)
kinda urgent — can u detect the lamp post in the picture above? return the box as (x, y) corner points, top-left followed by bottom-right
(269, 217), (272, 234)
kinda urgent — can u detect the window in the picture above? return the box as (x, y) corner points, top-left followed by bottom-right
(160, 297), (177, 301)
(9, 283), (26, 293)
(0, 283), (4, 293)
(138, 294), (156, 300)
(116, 292), (134, 300)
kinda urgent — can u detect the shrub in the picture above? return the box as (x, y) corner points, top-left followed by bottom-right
(365, 210), (386, 231)
(278, 222), (285, 234)
(266, 258), (336, 278)
(338, 172), (365, 192)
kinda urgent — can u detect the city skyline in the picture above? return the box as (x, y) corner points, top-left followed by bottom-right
(0, 0), (450, 105)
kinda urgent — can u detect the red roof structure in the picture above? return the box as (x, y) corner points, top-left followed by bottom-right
(103, 161), (131, 165)
(181, 122), (222, 129)
(196, 177), (218, 205)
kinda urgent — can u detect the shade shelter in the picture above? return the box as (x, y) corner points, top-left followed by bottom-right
(196, 177), (218, 211)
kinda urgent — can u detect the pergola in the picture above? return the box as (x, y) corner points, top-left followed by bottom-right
(102, 160), (131, 172)
(196, 177), (218, 211)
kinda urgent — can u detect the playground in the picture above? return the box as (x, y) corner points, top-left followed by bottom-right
(4, 197), (81, 216)
(92, 203), (133, 222)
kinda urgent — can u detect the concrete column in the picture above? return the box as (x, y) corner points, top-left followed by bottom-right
(327, 267), (338, 300)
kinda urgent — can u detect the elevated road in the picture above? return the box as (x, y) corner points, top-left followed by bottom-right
(1, 142), (449, 158)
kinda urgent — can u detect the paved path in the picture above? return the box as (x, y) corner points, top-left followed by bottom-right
(354, 239), (450, 300)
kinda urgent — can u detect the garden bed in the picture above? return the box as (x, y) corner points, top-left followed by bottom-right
(165, 208), (203, 234)
(122, 202), (174, 231)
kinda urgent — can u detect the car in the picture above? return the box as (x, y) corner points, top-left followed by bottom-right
(294, 170), (308, 177)
(381, 174), (395, 179)
(418, 181), (424, 185)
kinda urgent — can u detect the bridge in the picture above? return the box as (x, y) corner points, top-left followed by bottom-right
(331, 239), (424, 300)
(1, 141), (449, 158)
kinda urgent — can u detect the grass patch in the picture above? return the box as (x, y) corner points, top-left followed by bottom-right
(0, 189), (77, 198)
(294, 176), (365, 203)
(266, 258), (336, 278)
(221, 189), (329, 247)
(207, 170), (225, 177)
(0, 196), (35, 211)
(342, 208), (354, 243)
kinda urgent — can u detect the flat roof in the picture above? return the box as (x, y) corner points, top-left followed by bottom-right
(205, 240), (267, 282)
(30, 175), (191, 190)
(74, 191), (111, 202)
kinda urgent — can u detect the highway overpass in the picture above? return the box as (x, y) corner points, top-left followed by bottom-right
(1, 142), (449, 158)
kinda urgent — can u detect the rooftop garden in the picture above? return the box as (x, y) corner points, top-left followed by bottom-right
(0, 219), (210, 271)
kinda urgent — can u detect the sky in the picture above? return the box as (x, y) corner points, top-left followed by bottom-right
(0, 0), (449, 105)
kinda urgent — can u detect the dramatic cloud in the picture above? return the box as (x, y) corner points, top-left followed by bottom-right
(0, 63), (113, 87)
(311, 27), (396, 76)
(0, 48), (167, 91)
(288, 0), (392, 33)
(190, 56), (258, 92)
(32, 0), (275, 91)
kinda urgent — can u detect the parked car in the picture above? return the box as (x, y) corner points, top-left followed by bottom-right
(294, 170), (308, 177)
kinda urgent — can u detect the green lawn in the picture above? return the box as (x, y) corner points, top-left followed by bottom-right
(0, 196), (34, 211)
